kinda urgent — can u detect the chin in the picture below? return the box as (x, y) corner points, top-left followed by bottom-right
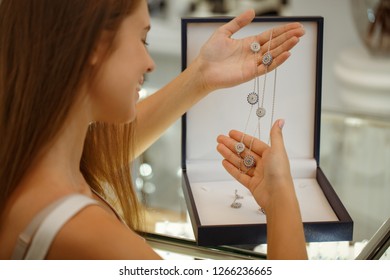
(122, 111), (137, 124)
(96, 103), (137, 124)
(125, 115), (137, 124)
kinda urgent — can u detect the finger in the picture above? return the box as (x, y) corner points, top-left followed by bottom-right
(217, 133), (255, 155)
(266, 36), (300, 60)
(257, 22), (305, 46)
(216, 140), (259, 174)
(218, 134), (262, 159)
(262, 51), (290, 72)
(269, 119), (286, 150)
(216, 142), (243, 169)
(255, 36), (298, 73)
(268, 29), (303, 52)
(221, 159), (251, 187)
(220, 9), (255, 37)
(227, 130), (269, 156)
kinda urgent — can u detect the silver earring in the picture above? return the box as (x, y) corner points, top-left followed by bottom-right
(234, 189), (243, 199)
(231, 189), (243, 209)
(231, 201), (242, 208)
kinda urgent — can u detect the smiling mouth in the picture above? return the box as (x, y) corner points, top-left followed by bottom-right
(136, 76), (145, 95)
(139, 76), (145, 86)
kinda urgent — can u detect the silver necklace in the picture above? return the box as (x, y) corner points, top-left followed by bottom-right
(235, 30), (277, 173)
(258, 29), (277, 145)
(234, 41), (262, 156)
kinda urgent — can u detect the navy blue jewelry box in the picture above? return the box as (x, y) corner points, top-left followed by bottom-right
(181, 17), (353, 246)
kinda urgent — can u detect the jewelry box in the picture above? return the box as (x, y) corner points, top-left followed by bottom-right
(181, 17), (353, 246)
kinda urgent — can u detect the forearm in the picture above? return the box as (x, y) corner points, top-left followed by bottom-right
(134, 59), (209, 157)
(265, 182), (308, 260)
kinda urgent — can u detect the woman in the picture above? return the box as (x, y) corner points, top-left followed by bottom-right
(0, 0), (306, 259)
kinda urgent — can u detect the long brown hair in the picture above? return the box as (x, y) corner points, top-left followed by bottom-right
(0, 0), (142, 230)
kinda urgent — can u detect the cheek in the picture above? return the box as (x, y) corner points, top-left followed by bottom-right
(89, 59), (138, 122)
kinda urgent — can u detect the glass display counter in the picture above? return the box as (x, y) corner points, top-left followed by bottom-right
(136, 109), (390, 260)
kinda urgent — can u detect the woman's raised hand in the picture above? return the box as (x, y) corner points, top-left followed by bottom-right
(194, 10), (305, 92)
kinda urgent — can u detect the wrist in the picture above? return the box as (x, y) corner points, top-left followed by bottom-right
(187, 56), (215, 95)
(262, 176), (298, 212)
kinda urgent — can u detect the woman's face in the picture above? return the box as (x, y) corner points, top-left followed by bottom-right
(88, 0), (155, 123)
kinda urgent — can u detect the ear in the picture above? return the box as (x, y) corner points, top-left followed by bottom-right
(90, 52), (99, 66)
(89, 31), (110, 66)
(89, 43), (103, 66)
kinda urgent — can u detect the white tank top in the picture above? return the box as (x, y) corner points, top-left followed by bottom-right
(11, 194), (99, 260)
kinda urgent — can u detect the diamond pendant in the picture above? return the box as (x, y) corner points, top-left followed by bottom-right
(262, 52), (273, 66)
(243, 155), (255, 168)
(256, 107), (266, 118)
(247, 92), (259, 105)
(235, 142), (245, 154)
(250, 42), (261, 52)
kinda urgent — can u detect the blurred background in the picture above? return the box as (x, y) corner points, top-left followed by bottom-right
(134, 0), (390, 259)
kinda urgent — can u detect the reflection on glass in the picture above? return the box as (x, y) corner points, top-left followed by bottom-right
(379, 245), (390, 260)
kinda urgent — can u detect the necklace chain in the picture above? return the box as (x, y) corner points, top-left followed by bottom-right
(236, 29), (278, 172)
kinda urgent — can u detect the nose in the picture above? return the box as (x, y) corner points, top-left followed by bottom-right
(146, 53), (155, 73)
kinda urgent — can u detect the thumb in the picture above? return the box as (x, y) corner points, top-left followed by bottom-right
(270, 119), (286, 150)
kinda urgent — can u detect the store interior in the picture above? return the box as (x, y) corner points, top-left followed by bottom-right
(135, 0), (390, 259)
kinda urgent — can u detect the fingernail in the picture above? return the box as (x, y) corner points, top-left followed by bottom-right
(278, 119), (285, 129)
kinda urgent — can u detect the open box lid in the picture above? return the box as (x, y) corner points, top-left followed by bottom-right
(180, 17), (353, 246)
(182, 17), (322, 182)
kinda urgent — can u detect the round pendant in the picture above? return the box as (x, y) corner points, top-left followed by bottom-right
(262, 52), (273, 66)
(231, 201), (242, 209)
(235, 142), (245, 154)
(243, 155), (255, 168)
(250, 42), (261, 53)
(256, 107), (266, 118)
(247, 92), (259, 105)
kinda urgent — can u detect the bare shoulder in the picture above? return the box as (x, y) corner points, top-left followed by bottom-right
(47, 204), (161, 260)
